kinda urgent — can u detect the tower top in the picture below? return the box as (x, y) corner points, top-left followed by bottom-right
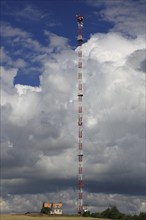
(76, 15), (83, 23)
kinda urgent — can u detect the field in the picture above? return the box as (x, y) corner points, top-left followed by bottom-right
(0, 214), (103, 220)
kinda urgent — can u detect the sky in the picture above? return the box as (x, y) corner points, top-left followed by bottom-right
(0, 0), (146, 215)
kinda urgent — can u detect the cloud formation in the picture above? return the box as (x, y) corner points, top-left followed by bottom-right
(1, 0), (145, 214)
(87, 0), (145, 36)
(1, 28), (145, 213)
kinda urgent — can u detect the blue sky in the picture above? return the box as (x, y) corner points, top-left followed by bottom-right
(1, 0), (145, 86)
(1, 0), (113, 42)
(1, 0), (115, 86)
(1, 0), (146, 215)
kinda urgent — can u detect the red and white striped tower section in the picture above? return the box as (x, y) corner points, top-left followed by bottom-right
(76, 15), (84, 215)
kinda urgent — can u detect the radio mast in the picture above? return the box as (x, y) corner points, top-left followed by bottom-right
(76, 15), (84, 215)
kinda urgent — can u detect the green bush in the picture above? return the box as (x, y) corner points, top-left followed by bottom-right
(100, 206), (123, 219)
(137, 212), (146, 220)
(82, 210), (91, 217)
(90, 212), (101, 218)
(40, 207), (51, 214)
(90, 207), (146, 220)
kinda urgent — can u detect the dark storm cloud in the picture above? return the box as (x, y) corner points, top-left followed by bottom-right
(86, 177), (145, 196)
(126, 49), (146, 72)
(140, 60), (146, 73)
(2, 178), (76, 195)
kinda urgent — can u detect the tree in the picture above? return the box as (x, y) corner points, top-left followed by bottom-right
(109, 206), (123, 219)
(138, 212), (146, 220)
(40, 207), (51, 215)
(90, 212), (101, 218)
(101, 206), (123, 219)
(82, 210), (90, 217)
(101, 208), (111, 218)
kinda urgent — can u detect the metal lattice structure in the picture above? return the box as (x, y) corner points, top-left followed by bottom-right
(76, 15), (84, 215)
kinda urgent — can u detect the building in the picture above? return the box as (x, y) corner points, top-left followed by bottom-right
(42, 202), (63, 215)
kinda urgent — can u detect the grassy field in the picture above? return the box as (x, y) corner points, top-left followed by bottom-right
(0, 214), (103, 220)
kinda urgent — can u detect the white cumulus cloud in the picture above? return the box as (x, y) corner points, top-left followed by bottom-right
(1, 28), (145, 214)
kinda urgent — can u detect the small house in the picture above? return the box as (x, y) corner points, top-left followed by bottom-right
(42, 202), (63, 215)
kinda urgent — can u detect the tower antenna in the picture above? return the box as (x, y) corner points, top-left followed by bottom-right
(76, 14), (84, 215)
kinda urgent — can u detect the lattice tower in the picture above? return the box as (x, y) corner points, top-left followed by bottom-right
(76, 15), (84, 215)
